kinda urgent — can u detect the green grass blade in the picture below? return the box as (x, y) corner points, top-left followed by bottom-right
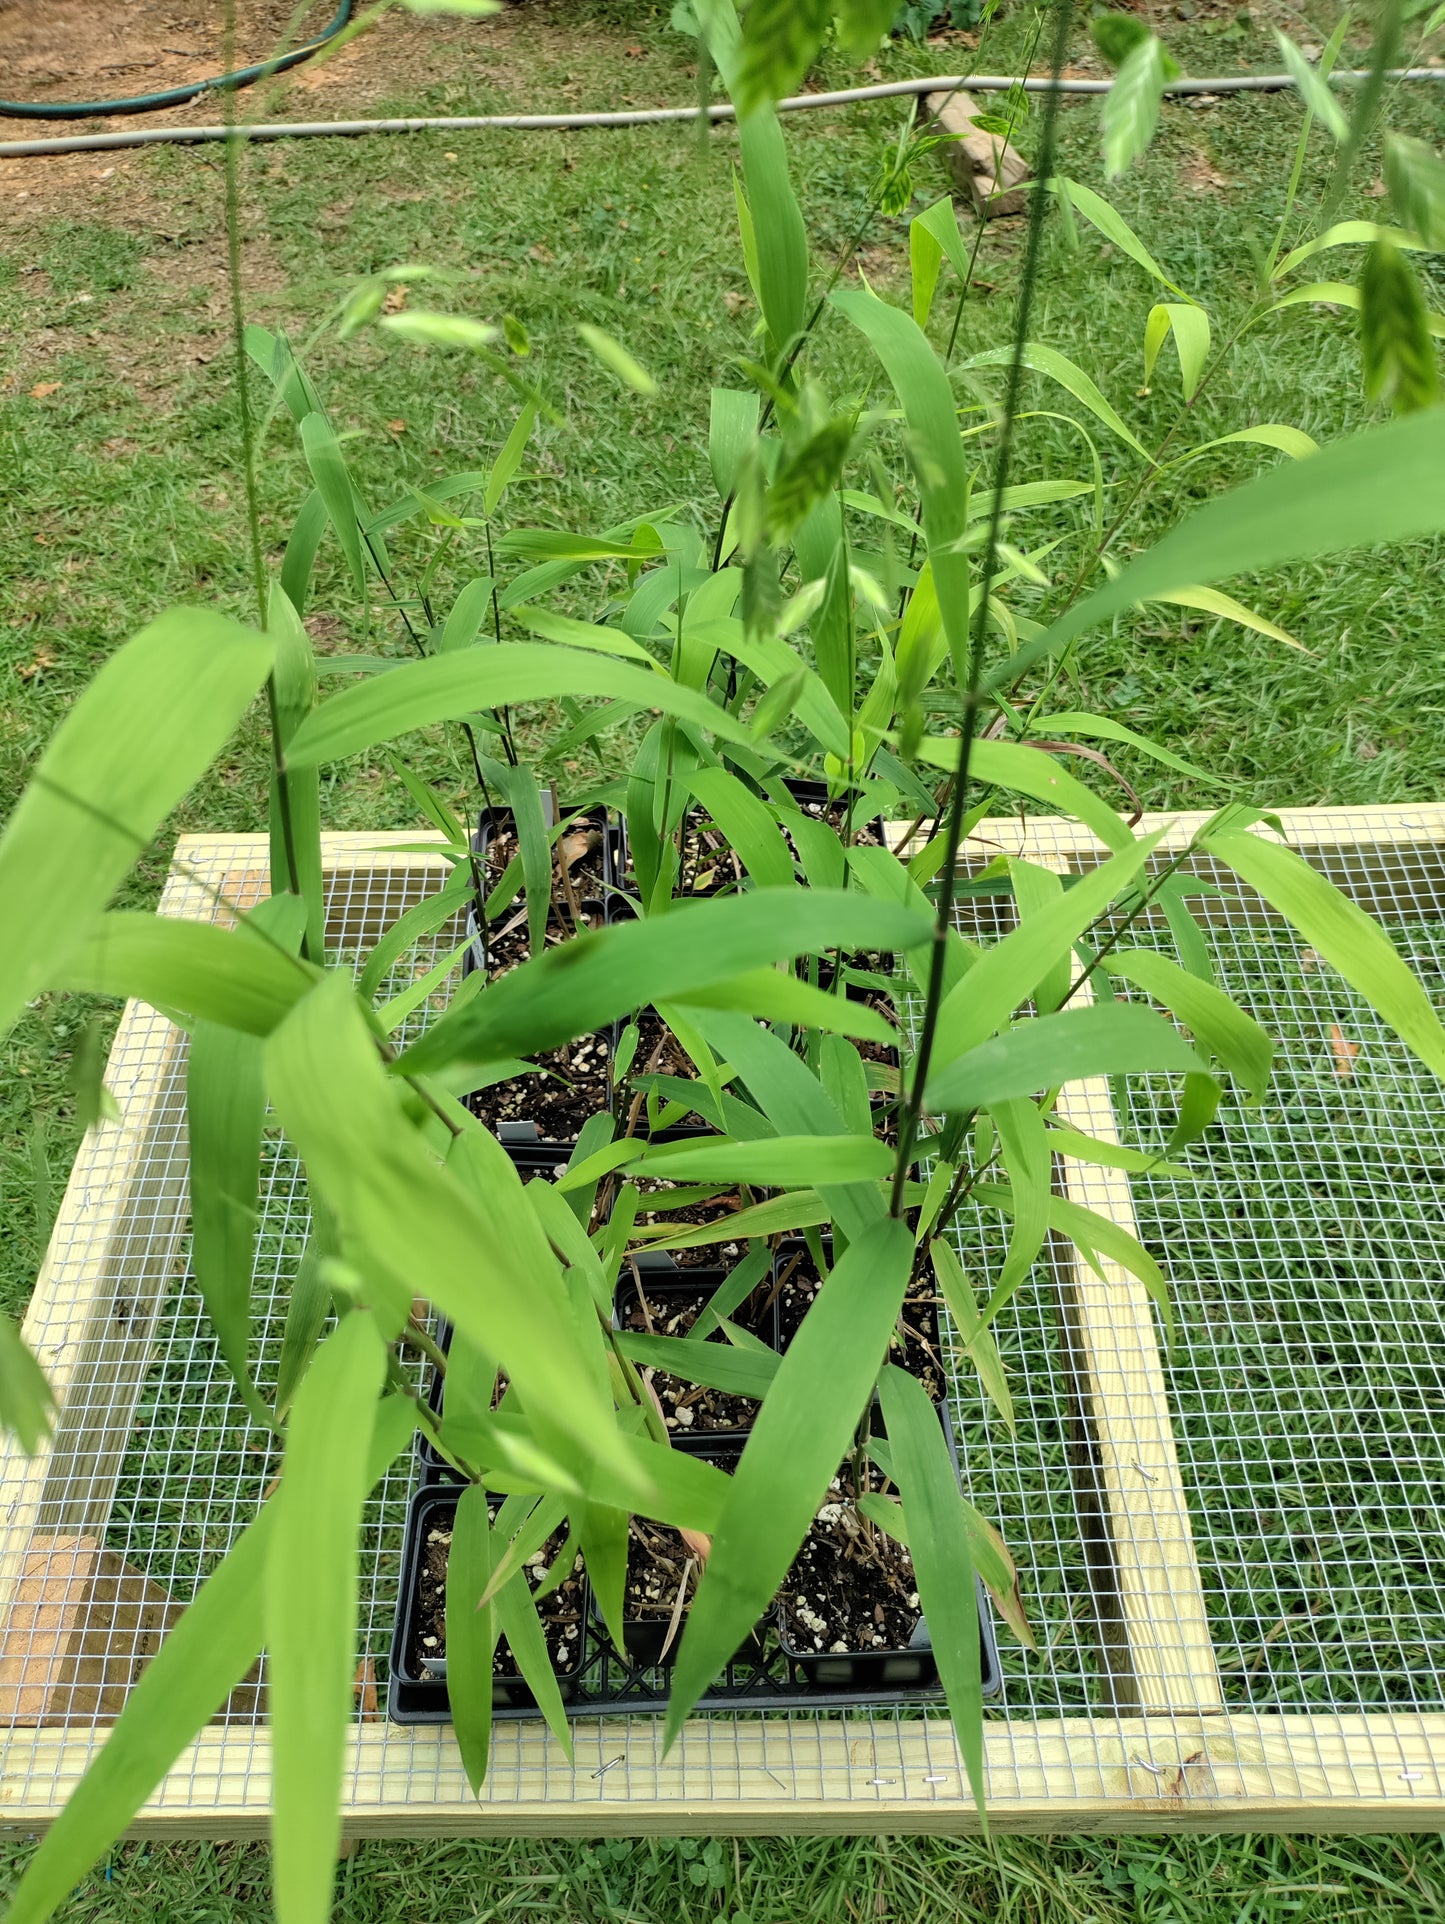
(926, 1002), (1206, 1113)
(0, 1317), (55, 1455)
(0, 609), (273, 1046)
(1207, 828), (1445, 1080)
(446, 1484), (499, 1796)
(492, 1556), (574, 1762)
(737, 106), (808, 361)
(681, 1008), (885, 1242)
(832, 287), (972, 683)
(688, 765), (795, 889)
(877, 1364), (985, 1817)
(267, 584), (324, 961)
(439, 577), (497, 653)
(286, 644), (755, 766)
(709, 387), (760, 499)
(629, 1189), (831, 1250)
(402, 889), (929, 1072)
(187, 1016), (271, 1429)
(279, 490), (329, 617)
(483, 758), (551, 961)
(358, 863), (473, 1003)
(274, 1231), (334, 1422)
(1007, 859), (1068, 1014)
(1009, 411), (1445, 681)
(960, 341), (1152, 459)
(665, 1217), (912, 1740)
(929, 1239), (1013, 1430)
(267, 1310), (387, 1924)
(299, 412), (366, 595)
(982, 1095), (1051, 1319)
(484, 401), (537, 518)
(1034, 710), (1219, 783)
(1047, 177), (1188, 297)
(615, 1331), (779, 1400)
(676, 968), (898, 1045)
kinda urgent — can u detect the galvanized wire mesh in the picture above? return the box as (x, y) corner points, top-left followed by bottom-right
(3, 817), (1445, 1820)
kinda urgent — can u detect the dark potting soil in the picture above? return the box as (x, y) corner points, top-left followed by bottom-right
(484, 820), (608, 897)
(475, 821), (607, 975)
(408, 1505), (585, 1679)
(623, 1518), (707, 1646)
(614, 1009), (706, 1132)
(465, 1030), (611, 1141)
(621, 1280), (767, 1434)
(784, 792), (885, 853)
(620, 811), (747, 901)
(779, 1465), (922, 1657)
(772, 1246), (948, 1398)
(629, 1181), (754, 1269)
(771, 1242), (823, 1348)
(675, 817), (746, 899)
(476, 898), (604, 976)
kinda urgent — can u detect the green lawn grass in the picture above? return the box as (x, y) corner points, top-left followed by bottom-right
(5, 0), (1445, 1913)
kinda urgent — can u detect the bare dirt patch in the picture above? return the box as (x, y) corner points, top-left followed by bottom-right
(0, 1), (663, 228)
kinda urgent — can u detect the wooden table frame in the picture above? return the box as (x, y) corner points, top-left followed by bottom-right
(2, 806), (1444, 1836)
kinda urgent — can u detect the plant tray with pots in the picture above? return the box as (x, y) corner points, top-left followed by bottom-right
(387, 1422), (1000, 1724)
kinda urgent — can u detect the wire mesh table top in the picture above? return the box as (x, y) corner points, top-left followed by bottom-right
(4, 813), (1445, 1823)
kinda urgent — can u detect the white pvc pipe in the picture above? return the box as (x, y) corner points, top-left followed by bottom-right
(3, 66), (1442, 160)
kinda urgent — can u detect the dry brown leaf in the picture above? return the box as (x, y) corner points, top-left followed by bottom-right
(16, 645), (57, 683)
(1329, 1024), (1359, 1077)
(679, 1526), (712, 1568)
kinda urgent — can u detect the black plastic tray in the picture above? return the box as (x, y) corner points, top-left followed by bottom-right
(388, 1400), (1002, 1724)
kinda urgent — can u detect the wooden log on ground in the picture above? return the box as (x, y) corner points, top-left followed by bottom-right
(925, 88), (1031, 218)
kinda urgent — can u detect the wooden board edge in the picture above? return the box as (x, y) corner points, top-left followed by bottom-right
(5, 1713), (1445, 1834)
(885, 802), (1445, 863)
(1031, 849), (1221, 1716)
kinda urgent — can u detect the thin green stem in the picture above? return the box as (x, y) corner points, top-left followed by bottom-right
(220, 0), (305, 931)
(889, 0), (1075, 1219)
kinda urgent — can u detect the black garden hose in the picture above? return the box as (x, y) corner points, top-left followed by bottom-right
(0, 0), (353, 121)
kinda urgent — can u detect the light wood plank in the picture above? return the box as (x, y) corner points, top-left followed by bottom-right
(3, 1714), (1445, 1835)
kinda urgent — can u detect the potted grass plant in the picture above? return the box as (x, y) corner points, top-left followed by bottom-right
(4, 0), (1445, 1917)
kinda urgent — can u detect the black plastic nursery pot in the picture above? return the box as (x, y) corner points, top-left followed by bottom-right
(614, 1260), (780, 1444)
(778, 775), (888, 851)
(775, 1404), (972, 1692)
(388, 1486), (591, 1721)
(770, 1238), (948, 1401)
(461, 802), (620, 1148)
